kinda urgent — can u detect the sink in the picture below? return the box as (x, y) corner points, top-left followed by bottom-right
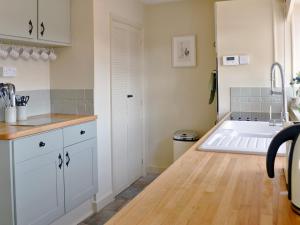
(199, 120), (286, 155)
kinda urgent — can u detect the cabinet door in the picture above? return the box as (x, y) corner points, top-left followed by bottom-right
(38, 0), (70, 44)
(14, 151), (64, 225)
(0, 0), (37, 39)
(64, 138), (98, 212)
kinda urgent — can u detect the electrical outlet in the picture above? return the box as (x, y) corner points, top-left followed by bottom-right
(0, 67), (17, 77)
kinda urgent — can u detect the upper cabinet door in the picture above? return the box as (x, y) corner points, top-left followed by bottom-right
(0, 0), (37, 39)
(38, 0), (71, 44)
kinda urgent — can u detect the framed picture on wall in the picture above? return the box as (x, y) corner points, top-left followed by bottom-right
(172, 35), (196, 67)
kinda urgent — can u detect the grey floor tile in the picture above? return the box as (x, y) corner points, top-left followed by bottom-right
(79, 173), (159, 225)
(103, 198), (128, 212)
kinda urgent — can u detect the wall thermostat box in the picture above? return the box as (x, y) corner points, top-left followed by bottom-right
(0, 67), (17, 77)
(222, 55), (239, 66)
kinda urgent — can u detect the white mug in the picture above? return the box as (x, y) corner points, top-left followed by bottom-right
(30, 48), (40, 60)
(9, 47), (20, 59)
(40, 49), (49, 61)
(5, 106), (16, 123)
(0, 46), (8, 59)
(20, 48), (30, 60)
(49, 50), (57, 61)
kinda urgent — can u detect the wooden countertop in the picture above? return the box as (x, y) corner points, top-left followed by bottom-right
(0, 114), (97, 140)
(106, 118), (300, 225)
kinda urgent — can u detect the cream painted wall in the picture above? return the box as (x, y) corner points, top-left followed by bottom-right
(0, 58), (50, 91)
(216, 0), (278, 118)
(50, 0), (94, 90)
(293, 4), (300, 74)
(144, 0), (217, 171)
(93, 0), (144, 208)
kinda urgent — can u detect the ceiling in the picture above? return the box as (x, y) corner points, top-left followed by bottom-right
(142, 0), (184, 5)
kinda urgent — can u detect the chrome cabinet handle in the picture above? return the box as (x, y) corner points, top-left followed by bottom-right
(66, 152), (70, 167)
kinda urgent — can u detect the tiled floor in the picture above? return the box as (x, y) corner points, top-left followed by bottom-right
(79, 173), (159, 225)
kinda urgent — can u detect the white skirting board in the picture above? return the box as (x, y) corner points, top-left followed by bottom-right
(49, 192), (114, 225)
(146, 165), (167, 174)
(93, 191), (115, 212)
(50, 200), (94, 225)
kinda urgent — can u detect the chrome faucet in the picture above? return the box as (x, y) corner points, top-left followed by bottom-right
(270, 62), (287, 123)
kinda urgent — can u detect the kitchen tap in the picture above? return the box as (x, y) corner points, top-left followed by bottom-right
(270, 62), (287, 123)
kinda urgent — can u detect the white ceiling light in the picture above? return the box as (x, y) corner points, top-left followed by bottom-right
(142, 0), (184, 5)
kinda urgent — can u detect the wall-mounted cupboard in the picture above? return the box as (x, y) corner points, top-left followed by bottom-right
(0, 0), (71, 46)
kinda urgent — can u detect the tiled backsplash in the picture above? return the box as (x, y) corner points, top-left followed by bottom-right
(51, 89), (94, 115)
(0, 90), (51, 121)
(0, 89), (94, 121)
(230, 87), (283, 113)
(17, 90), (51, 116)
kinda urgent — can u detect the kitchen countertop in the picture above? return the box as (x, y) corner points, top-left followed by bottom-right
(0, 114), (97, 140)
(106, 116), (300, 225)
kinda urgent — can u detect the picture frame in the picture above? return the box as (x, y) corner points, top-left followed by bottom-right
(172, 35), (196, 67)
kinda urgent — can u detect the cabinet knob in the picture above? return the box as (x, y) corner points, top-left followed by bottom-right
(39, 142), (46, 148)
(40, 22), (45, 36)
(80, 130), (86, 135)
(28, 20), (33, 35)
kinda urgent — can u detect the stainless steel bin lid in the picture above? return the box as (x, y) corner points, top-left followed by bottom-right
(173, 130), (199, 142)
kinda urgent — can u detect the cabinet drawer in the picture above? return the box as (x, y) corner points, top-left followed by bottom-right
(63, 121), (97, 147)
(14, 130), (63, 163)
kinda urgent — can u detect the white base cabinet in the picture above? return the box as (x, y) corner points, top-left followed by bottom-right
(15, 151), (65, 225)
(64, 139), (98, 212)
(0, 121), (98, 225)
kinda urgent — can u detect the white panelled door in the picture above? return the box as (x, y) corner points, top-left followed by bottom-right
(111, 21), (143, 195)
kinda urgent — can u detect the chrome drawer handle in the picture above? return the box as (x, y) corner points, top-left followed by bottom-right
(39, 142), (46, 148)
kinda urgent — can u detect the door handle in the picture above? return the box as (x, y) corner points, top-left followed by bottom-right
(40, 22), (45, 36)
(127, 95), (134, 98)
(58, 154), (63, 169)
(66, 152), (70, 167)
(28, 20), (33, 35)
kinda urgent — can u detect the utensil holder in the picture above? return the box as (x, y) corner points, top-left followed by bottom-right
(5, 106), (16, 123)
(17, 106), (27, 121)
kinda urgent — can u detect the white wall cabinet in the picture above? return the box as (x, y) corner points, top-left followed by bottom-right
(0, 121), (97, 225)
(0, 0), (37, 40)
(0, 0), (70, 46)
(38, 0), (71, 44)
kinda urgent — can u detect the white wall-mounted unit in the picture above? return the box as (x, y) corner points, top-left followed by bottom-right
(222, 55), (239, 66)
